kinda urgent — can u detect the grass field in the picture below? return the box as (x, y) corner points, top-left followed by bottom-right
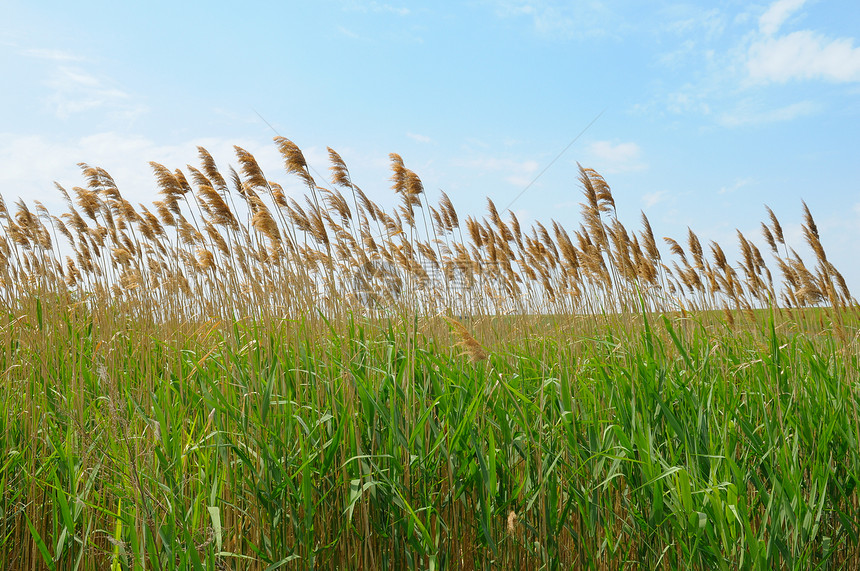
(1, 140), (858, 569)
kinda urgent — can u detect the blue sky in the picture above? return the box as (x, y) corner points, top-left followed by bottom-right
(3, 0), (860, 294)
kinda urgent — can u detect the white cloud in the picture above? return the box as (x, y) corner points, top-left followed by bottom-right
(336, 26), (363, 40)
(663, 7), (726, 41)
(642, 190), (668, 209)
(748, 30), (860, 83)
(719, 99), (818, 126)
(585, 140), (647, 174)
(341, 1), (409, 16)
(666, 88), (712, 115)
(40, 65), (147, 120)
(649, 0), (859, 125)
(23, 48), (83, 62)
(407, 132), (432, 144)
(488, 0), (611, 40)
(758, 0), (806, 36)
(718, 177), (754, 195)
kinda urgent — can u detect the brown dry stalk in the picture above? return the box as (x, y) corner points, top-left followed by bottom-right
(442, 316), (489, 362)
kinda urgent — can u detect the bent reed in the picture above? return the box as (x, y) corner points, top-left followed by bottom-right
(1, 138), (858, 569)
(1, 137), (853, 321)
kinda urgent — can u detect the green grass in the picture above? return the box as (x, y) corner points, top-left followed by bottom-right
(2, 301), (859, 570)
(1, 141), (858, 569)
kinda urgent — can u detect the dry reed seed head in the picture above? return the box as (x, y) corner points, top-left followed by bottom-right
(664, 237), (687, 266)
(53, 216), (74, 244)
(765, 205), (785, 244)
(234, 145), (269, 190)
(268, 181), (289, 209)
(389, 152), (407, 195)
(199, 185), (238, 230)
(33, 200), (51, 221)
(429, 205), (446, 234)
(776, 257), (798, 288)
(287, 199), (312, 232)
(186, 164), (214, 190)
(737, 230), (755, 273)
(751, 243), (766, 272)
(687, 228), (704, 268)
(120, 233), (136, 256)
(709, 241), (728, 273)
(578, 163), (600, 213)
(149, 162), (185, 202)
(73, 186), (102, 221)
(440, 190), (459, 229)
(639, 212), (661, 262)
(353, 186), (378, 222)
(274, 136), (316, 189)
(327, 147), (352, 189)
(829, 265), (852, 301)
(151, 201), (175, 228)
(250, 199), (281, 243)
(486, 197), (502, 228)
(119, 268), (143, 290)
(196, 248), (216, 271)
(592, 171), (617, 214)
(79, 163), (101, 192)
(761, 222), (778, 254)
(96, 166), (118, 190)
(535, 221), (559, 261)
(307, 206), (329, 245)
(583, 207), (609, 251)
(405, 169), (424, 198)
(802, 200), (819, 240)
(803, 224), (827, 263)
(324, 188), (353, 224)
(465, 217), (483, 248)
(173, 169), (193, 196)
(117, 198), (141, 225)
(443, 316), (489, 362)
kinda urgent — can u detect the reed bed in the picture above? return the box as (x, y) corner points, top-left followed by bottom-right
(1, 139), (858, 569)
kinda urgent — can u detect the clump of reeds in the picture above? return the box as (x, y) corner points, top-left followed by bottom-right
(1, 136), (859, 570)
(0, 137), (853, 327)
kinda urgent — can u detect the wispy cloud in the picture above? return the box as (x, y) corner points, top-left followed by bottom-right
(585, 140), (647, 173)
(745, 0), (860, 84)
(336, 25), (364, 40)
(22, 45), (147, 122)
(718, 177), (754, 195)
(719, 99), (818, 126)
(650, 0), (858, 126)
(407, 132), (432, 143)
(41, 65), (146, 121)
(747, 31), (860, 83)
(642, 190), (668, 209)
(487, 0), (612, 40)
(758, 0), (806, 36)
(662, 6), (726, 42)
(23, 48), (83, 62)
(341, 1), (410, 16)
